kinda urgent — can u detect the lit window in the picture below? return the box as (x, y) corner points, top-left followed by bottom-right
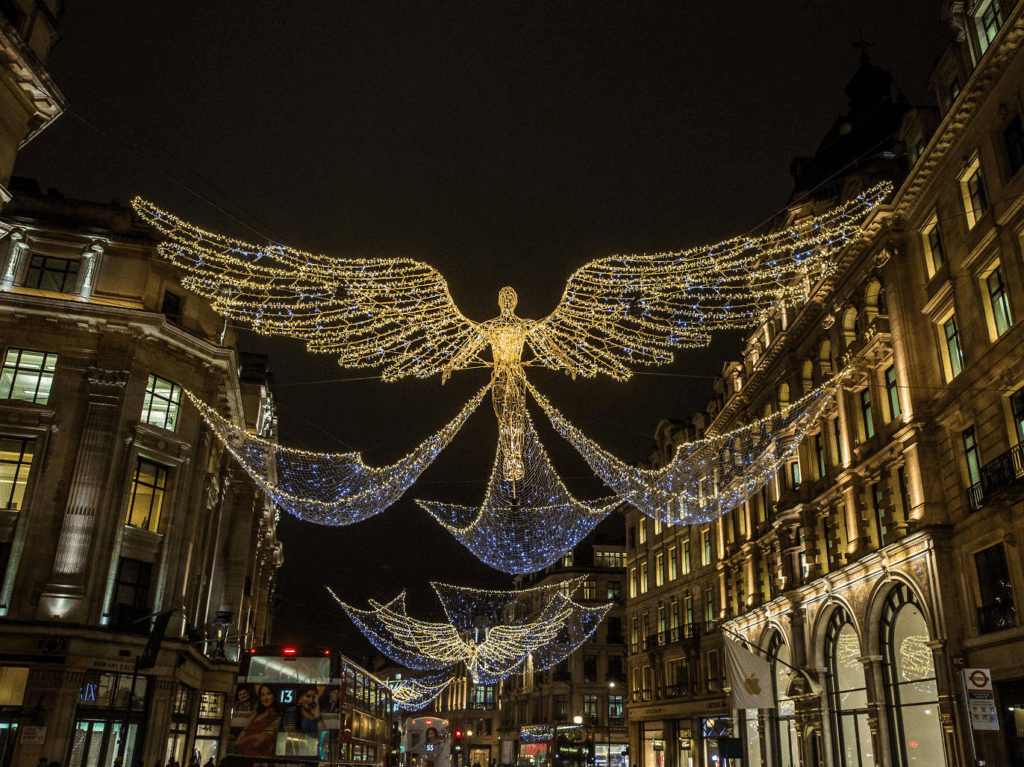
(960, 159), (989, 228)
(815, 433), (826, 478)
(704, 587), (715, 624)
(141, 375), (183, 431)
(977, 1), (1003, 55)
(945, 77), (961, 112)
(561, 552), (574, 567)
(582, 579), (597, 600)
(606, 581), (621, 600)
(985, 266), (1013, 338)
(790, 460), (801, 490)
(885, 366), (901, 419)
(0, 437), (34, 510)
(702, 529), (712, 566)
(24, 254), (79, 293)
(126, 458), (168, 533)
(922, 215), (945, 276)
(629, 567), (637, 599)
(682, 540), (691, 574)
(655, 553), (664, 587)
(1011, 387), (1024, 444)
(860, 389), (875, 440)
(638, 520), (647, 545)
(668, 546), (677, 580)
(640, 562), (648, 593)
(963, 427), (982, 488)
(1004, 115), (1024, 176)
(0, 349), (57, 404)
(653, 518), (662, 536)
(941, 314), (965, 380)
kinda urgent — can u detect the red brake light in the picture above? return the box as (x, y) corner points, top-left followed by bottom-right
(250, 648), (256, 654)
(283, 647), (297, 655)
(455, 730), (462, 738)
(425, 720), (432, 726)
(324, 649), (330, 655)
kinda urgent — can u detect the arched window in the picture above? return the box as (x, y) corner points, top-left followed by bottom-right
(880, 584), (946, 766)
(779, 383), (791, 409)
(842, 306), (859, 347)
(819, 339), (833, 376)
(865, 281), (882, 323)
(768, 631), (799, 766)
(826, 609), (875, 766)
(802, 359), (815, 393)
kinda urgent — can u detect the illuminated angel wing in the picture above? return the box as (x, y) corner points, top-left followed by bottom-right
(133, 199), (484, 381)
(528, 182), (891, 380)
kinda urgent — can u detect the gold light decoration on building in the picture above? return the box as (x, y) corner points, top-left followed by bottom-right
(528, 373), (846, 524)
(331, 580), (610, 683)
(184, 386), (488, 524)
(133, 183), (888, 484)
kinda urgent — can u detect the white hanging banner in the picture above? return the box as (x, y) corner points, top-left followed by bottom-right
(724, 637), (774, 710)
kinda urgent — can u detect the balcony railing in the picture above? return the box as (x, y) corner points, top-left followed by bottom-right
(634, 623), (709, 654)
(663, 684), (689, 699)
(980, 442), (1024, 503)
(967, 482), (985, 512)
(978, 600), (1017, 634)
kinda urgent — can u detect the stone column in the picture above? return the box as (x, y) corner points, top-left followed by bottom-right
(1, 228), (28, 288)
(859, 655), (892, 767)
(38, 367), (129, 622)
(842, 477), (869, 560)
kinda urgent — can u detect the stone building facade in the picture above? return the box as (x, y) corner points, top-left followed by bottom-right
(499, 519), (629, 767)
(0, 184), (283, 766)
(626, 2), (1024, 766)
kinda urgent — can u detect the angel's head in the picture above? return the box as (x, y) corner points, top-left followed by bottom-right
(498, 286), (518, 315)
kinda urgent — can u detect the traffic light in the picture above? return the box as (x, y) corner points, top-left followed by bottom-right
(453, 729), (463, 751)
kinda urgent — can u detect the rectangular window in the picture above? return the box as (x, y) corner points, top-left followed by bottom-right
(961, 161), (989, 228)
(607, 618), (623, 645)
(815, 433), (826, 478)
(608, 694), (623, 719)
(682, 540), (691, 573)
(141, 375), (183, 431)
(126, 458), (168, 533)
(583, 694), (598, 721)
(871, 482), (886, 544)
(923, 216), (945, 275)
(654, 519), (662, 536)
(562, 552), (574, 567)
(582, 579), (597, 600)
(0, 437), (34, 510)
(1005, 115), (1024, 176)
(704, 587), (715, 624)
(25, 254), (79, 293)
(554, 694), (568, 720)
(684, 596), (694, 627)
(946, 77), (962, 112)
(963, 427), (982, 488)
(986, 267), (1013, 337)
(1011, 386), (1024, 443)
(606, 580), (621, 601)
(629, 567), (637, 599)
(583, 655), (597, 684)
(702, 529), (712, 566)
(975, 542), (1016, 633)
(789, 460), (801, 490)
(833, 417), (844, 465)
(0, 667), (30, 707)
(0, 348), (57, 404)
(640, 562), (648, 593)
(630, 617), (640, 653)
(943, 315), (965, 379)
(885, 366), (902, 419)
(668, 546), (677, 580)
(111, 556), (153, 632)
(978, 1), (1004, 54)
(860, 388), (875, 440)
(707, 650), (720, 692)
(655, 553), (664, 587)
(898, 466), (911, 520)
(638, 521), (647, 545)
(160, 291), (183, 324)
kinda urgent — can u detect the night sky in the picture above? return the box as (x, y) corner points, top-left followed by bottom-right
(14, 2), (952, 658)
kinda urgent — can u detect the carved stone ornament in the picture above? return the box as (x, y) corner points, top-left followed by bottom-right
(822, 312), (836, 330)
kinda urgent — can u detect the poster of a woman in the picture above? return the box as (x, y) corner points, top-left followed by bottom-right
(234, 684), (282, 757)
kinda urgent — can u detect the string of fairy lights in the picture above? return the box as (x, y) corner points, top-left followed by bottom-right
(184, 386), (487, 525)
(386, 671), (455, 711)
(330, 581), (610, 684)
(416, 414), (617, 574)
(528, 373), (846, 525)
(135, 181), (890, 685)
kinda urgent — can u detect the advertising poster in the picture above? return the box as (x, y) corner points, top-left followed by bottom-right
(227, 681), (342, 762)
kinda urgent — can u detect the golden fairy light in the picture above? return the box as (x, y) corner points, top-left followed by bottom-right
(133, 182), (889, 484)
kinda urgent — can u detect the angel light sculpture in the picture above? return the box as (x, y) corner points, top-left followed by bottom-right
(132, 182), (889, 491)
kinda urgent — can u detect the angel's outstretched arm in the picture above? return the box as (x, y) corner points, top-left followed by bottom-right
(442, 329), (488, 384)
